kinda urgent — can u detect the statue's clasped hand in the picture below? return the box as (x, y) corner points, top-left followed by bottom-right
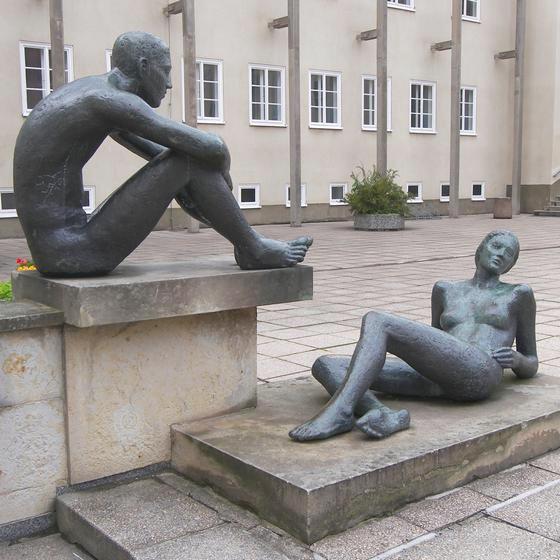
(492, 347), (522, 369)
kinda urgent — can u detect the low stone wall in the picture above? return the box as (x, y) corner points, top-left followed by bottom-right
(0, 302), (66, 530)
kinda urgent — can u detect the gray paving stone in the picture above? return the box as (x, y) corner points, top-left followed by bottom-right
(249, 526), (319, 560)
(467, 464), (560, 500)
(393, 516), (560, 559)
(531, 448), (560, 474)
(311, 516), (425, 560)
(489, 482), (560, 542)
(57, 478), (221, 560)
(132, 523), (291, 560)
(396, 488), (497, 531)
(0, 534), (94, 559)
(155, 472), (260, 529)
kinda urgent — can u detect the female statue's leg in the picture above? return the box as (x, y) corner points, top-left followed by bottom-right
(290, 311), (502, 441)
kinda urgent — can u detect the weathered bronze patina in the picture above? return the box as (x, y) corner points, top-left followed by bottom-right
(14, 31), (311, 277)
(290, 230), (538, 441)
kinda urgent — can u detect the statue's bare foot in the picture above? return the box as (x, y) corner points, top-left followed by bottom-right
(235, 236), (313, 269)
(356, 408), (410, 439)
(289, 406), (354, 442)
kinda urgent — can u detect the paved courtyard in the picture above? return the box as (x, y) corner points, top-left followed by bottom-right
(3, 213), (560, 558)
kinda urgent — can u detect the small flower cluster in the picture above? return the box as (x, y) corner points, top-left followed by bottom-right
(16, 258), (37, 271)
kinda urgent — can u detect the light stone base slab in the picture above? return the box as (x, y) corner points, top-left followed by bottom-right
(172, 375), (560, 544)
(65, 308), (257, 484)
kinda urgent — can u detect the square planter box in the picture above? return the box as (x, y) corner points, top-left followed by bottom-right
(354, 213), (404, 231)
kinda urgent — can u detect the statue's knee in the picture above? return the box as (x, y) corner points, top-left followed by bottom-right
(311, 356), (332, 380)
(362, 310), (386, 330)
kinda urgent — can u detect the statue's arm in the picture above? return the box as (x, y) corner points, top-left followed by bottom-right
(95, 92), (229, 170)
(511, 285), (538, 379)
(110, 131), (167, 161)
(431, 281), (445, 329)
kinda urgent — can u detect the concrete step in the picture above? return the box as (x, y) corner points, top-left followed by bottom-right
(171, 375), (560, 544)
(56, 476), (295, 560)
(0, 534), (94, 560)
(534, 209), (560, 217)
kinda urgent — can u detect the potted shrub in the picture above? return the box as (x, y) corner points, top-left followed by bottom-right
(345, 166), (410, 231)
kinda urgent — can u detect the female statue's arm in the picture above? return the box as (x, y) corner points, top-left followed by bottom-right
(431, 280), (445, 330)
(494, 285), (538, 378)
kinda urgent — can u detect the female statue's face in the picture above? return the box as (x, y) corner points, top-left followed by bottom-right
(478, 234), (517, 275)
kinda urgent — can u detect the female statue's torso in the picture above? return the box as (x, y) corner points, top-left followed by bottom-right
(437, 280), (523, 354)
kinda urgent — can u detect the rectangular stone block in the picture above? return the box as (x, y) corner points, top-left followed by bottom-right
(65, 308), (257, 484)
(12, 259), (313, 327)
(0, 327), (63, 407)
(0, 399), (68, 524)
(172, 375), (560, 544)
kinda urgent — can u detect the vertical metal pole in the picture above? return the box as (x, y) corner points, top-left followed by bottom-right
(288, 0), (302, 227)
(448, 0), (462, 218)
(182, 0), (200, 232)
(49, 0), (65, 90)
(512, 0), (526, 215)
(376, 0), (388, 175)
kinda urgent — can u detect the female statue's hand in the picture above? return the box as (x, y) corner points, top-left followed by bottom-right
(492, 347), (522, 369)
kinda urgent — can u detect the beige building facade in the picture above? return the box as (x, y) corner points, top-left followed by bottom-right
(0, 0), (558, 237)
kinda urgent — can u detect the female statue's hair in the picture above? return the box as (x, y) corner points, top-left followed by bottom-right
(112, 31), (169, 76)
(474, 230), (520, 274)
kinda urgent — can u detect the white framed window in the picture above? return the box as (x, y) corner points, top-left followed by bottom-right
(362, 76), (392, 131)
(440, 183), (450, 202)
(406, 183), (423, 203)
(462, 0), (480, 22)
(309, 71), (342, 129)
(387, 0), (415, 11)
(249, 65), (285, 126)
(460, 87), (477, 135)
(410, 81), (436, 133)
(329, 183), (348, 205)
(105, 49), (113, 72)
(82, 186), (96, 214)
(285, 184), (307, 207)
(471, 182), (485, 201)
(0, 189), (17, 218)
(196, 59), (224, 123)
(238, 184), (261, 209)
(20, 42), (74, 116)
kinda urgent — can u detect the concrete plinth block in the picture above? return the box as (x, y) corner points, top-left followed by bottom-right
(171, 375), (560, 544)
(12, 259), (313, 327)
(0, 534), (94, 560)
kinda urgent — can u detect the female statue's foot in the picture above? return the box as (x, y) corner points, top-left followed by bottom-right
(289, 406), (354, 442)
(235, 236), (313, 269)
(356, 408), (410, 439)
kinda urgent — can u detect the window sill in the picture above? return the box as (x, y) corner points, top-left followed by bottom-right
(0, 213), (17, 218)
(407, 199), (423, 204)
(440, 198), (450, 203)
(388, 4), (415, 12)
(362, 126), (393, 133)
(460, 131), (477, 136)
(239, 205), (262, 210)
(329, 201), (348, 206)
(462, 16), (481, 23)
(471, 197), (486, 202)
(309, 124), (343, 130)
(409, 129), (437, 135)
(285, 204), (308, 208)
(196, 119), (225, 125)
(250, 121), (287, 128)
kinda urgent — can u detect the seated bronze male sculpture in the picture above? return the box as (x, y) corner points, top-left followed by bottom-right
(13, 31), (312, 277)
(289, 230), (538, 441)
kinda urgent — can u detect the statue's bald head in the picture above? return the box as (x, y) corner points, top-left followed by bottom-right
(112, 31), (170, 77)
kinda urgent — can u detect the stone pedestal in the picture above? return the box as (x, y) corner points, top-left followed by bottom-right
(172, 375), (560, 544)
(12, 259), (312, 485)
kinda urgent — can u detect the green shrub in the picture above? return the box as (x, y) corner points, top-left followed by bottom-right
(0, 281), (12, 301)
(345, 166), (410, 216)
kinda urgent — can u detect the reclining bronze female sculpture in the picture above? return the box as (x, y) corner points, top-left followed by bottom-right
(290, 230), (538, 441)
